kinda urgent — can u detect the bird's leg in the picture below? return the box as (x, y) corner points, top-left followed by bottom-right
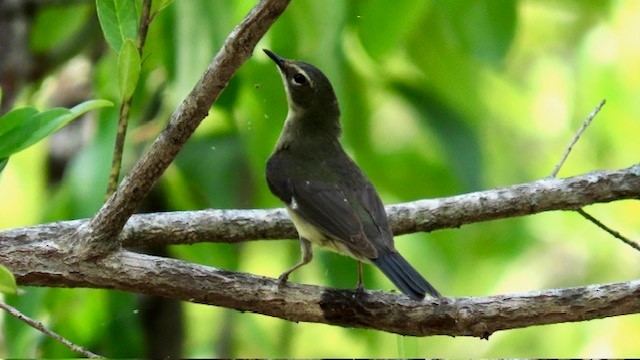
(278, 237), (313, 286)
(355, 261), (365, 293)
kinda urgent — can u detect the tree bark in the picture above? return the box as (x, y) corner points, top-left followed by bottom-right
(1, 164), (639, 337)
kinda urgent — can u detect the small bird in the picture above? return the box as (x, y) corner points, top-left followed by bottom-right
(263, 49), (440, 301)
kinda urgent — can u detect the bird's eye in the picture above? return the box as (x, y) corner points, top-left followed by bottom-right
(293, 73), (307, 85)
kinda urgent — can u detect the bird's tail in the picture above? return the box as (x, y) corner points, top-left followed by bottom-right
(373, 251), (440, 301)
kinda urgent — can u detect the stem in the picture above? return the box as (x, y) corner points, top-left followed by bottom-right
(106, 99), (132, 198)
(105, 0), (153, 198)
(0, 301), (102, 358)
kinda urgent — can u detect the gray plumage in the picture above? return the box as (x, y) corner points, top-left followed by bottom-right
(264, 49), (440, 300)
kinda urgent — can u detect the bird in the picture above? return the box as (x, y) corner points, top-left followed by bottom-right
(263, 49), (440, 301)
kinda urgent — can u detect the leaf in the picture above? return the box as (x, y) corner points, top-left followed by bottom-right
(118, 38), (141, 99)
(0, 107), (38, 137)
(96, 0), (139, 53)
(391, 81), (484, 191)
(0, 264), (17, 295)
(30, 3), (91, 53)
(0, 157), (7, 173)
(432, 0), (516, 66)
(151, 0), (175, 14)
(0, 100), (112, 159)
(351, 0), (428, 59)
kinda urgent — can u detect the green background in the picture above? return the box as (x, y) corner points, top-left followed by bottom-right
(1, 0), (639, 357)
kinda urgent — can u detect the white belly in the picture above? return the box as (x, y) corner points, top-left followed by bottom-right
(285, 206), (371, 263)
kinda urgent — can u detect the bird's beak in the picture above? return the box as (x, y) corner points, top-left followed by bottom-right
(263, 48), (286, 69)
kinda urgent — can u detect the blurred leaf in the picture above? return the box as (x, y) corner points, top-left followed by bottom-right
(433, 0), (517, 65)
(69, 99), (114, 116)
(0, 108), (68, 159)
(0, 264), (17, 295)
(0, 158), (7, 173)
(118, 39), (142, 99)
(0, 107), (38, 136)
(30, 3), (91, 52)
(391, 81), (483, 191)
(350, 0), (428, 59)
(151, 0), (175, 14)
(0, 100), (112, 159)
(96, 0), (139, 53)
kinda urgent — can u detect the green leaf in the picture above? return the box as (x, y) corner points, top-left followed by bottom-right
(151, 0), (175, 14)
(391, 81), (484, 191)
(0, 264), (17, 295)
(118, 38), (141, 99)
(0, 157), (7, 173)
(432, 0), (516, 66)
(30, 3), (91, 53)
(0, 100), (112, 159)
(0, 107), (38, 137)
(352, 0), (428, 59)
(68, 99), (114, 116)
(96, 0), (139, 53)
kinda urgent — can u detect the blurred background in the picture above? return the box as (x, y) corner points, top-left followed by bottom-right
(1, 0), (639, 357)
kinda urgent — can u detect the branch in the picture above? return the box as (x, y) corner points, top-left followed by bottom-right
(105, 0), (153, 198)
(1, 164), (639, 336)
(550, 99), (606, 178)
(1, 245), (638, 338)
(67, 0), (292, 259)
(0, 301), (102, 358)
(6, 164), (634, 247)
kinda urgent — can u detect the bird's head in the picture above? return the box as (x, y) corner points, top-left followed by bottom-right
(264, 49), (341, 125)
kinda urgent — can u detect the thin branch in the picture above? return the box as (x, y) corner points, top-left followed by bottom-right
(106, 0), (153, 198)
(550, 99), (606, 178)
(1, 247), (638, 338)
(106, 99), (133, 198)
(549, 100), (639, 251)
(0, 300), (102, 358)
(2, 164), (639, 248)
(68, 0), (292, 260)
(578, 208), (640, 251)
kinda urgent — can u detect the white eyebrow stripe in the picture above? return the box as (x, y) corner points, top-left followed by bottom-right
(289, 64), (313, 87)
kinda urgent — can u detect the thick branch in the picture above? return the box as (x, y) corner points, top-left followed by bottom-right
(7, 164), (634, 248)
(68, 0), (291, 259)
(1, 243), (638, 338)
(1, 164), (639, 336)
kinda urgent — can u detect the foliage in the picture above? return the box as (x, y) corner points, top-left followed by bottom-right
(1, 0), (639, 358)
(0, 100), (112, 173)
(0, 265), (17, 295)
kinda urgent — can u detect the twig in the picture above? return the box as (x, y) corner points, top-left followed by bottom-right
(106, 99), (133, 198)
(548, 100), (639, 251)
(105, 0), (153, 198)
(69, 0), (292, 260)
(578, 208), (640, 252)
(550, 99), (606, 178)
(0, 300), (102, 358)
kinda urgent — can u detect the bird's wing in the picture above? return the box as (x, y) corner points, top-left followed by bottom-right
(288, 179), (378, 259)
(356, 182), (395, 247)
